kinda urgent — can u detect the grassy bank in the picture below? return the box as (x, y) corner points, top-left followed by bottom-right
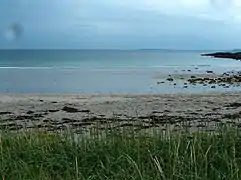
(0, 127), (241, 180)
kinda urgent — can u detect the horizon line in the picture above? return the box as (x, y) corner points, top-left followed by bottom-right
(0, 48), (231, 51)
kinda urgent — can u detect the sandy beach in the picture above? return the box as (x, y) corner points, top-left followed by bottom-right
(0, 92), (241, 134)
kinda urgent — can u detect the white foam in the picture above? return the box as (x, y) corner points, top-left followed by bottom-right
(0, 67), (52, 69)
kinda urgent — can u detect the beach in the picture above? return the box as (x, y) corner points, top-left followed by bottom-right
(1, 91), (241, 134)
(1, 50), (241, 179)
(1, 49), (241, 134)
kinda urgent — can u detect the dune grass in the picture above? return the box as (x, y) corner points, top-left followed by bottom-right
(0, 126), (241, 180)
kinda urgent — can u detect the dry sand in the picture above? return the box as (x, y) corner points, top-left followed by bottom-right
(0, 92), (241, 134)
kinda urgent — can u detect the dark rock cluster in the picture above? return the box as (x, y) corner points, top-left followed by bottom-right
(157, 67), (241, 89)
(202, 52), (241, 60)
(187, 73), (241, 87)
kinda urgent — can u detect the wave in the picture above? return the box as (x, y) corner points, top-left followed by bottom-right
(0, 66), (181, 69)
(0, 65), (199, 69)
(0, 64), (239, 70)
(193, 65), (211, 67)
(0, 66), (54, 69)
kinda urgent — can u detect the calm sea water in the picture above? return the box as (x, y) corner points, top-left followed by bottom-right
(0, 49), (241, 93)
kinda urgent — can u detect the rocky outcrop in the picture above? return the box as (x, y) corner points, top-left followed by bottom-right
(201, 52), (241, 60)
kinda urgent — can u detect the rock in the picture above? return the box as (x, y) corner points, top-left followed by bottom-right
(185, 73), (241, 87)
(222, 73), (230, 77)
(0, 112), (12, 115)
(62, 118), (78, 123)
(211, 86), (216, 89)
(187, 70), (191, 72)
(166, 78), (174, 82)
(234, 76), (241, 82)
(208, 80), (216, 84)
(48, 109), (59, 113)
(26, 110), (34, 114)
(152, 111), (161, 114)
(33, 114), (44, 118)
(14, 115), (30, 120)
(157, 81), (165, 84)
(225, 102), (241, 108)
(79, 109), (91, 113)
(203, 77), (211, 81)
(206, 71), (214, 74)
(188, 79), (196, 84)
(223, 112), (241, 119)
(183, 85), (188, 88)
(43, 119), (50, 123)
(82, 116), (101, 122)
(201, 52), (241, 60)
(62, 106), (79, 113)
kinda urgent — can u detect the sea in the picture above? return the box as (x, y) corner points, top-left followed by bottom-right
(1, 49), (241, 94)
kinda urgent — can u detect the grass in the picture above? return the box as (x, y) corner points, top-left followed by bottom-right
(0, 126), (241, 179)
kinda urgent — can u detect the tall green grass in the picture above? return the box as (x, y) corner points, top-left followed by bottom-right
(0, 126), (241, 179)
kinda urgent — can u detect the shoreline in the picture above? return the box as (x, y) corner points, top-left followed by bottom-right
(1, 65), (241, 94)
(0, 89), (240, 95)
(0, 91), (241, 134)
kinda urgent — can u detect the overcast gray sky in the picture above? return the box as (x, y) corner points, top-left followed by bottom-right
(1, 0), (241, 50)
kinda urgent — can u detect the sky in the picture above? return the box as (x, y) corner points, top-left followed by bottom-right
(1, 0), (241, 50)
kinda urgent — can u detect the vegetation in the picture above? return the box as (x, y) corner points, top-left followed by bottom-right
(0, 126), (241, 179)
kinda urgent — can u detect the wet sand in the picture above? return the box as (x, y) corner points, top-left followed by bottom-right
(0, 92), (241, 134)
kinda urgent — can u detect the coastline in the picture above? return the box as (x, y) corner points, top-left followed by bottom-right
(1, 51), (241, 178)
(1, 91), (241, 134)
